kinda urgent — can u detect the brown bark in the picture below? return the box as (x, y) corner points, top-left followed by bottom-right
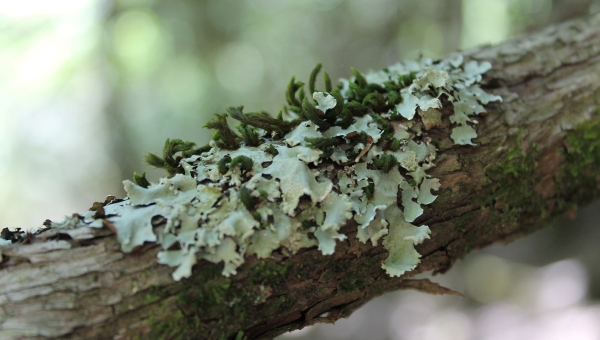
(1, 15), (600, 340)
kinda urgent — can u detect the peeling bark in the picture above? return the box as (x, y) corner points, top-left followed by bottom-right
(1, 15), (600, 340)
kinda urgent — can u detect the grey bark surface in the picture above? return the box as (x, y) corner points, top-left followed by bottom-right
(1, 15), (600, 340)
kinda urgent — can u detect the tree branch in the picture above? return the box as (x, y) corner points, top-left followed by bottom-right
(1, 15), (600, 340)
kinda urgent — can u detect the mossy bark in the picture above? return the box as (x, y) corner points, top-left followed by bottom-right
(1, 15), (600, 340)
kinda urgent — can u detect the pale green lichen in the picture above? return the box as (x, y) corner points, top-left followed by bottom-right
(22, 55), (501, 280)
(313, 91), (337, 113)
(381, 205), (430, 276)
(262, 145), (332, 215)
(324, 115), (383, 142)
(314, 192), (353, 255)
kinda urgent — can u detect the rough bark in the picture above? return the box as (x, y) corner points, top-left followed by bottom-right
(1, 15), (600, 340)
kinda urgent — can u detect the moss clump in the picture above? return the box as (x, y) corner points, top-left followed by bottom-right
(227, 106), (299, 136)
(239, 187), (255, 211)
(362, 92), (386, 111)
(309, 63), (323, 94)
(204, 113), (241, 150)
(236, 124), (261, 147)
(144, 138), (209, 176)
(148, 310), (184, 340)
(344, 101), (371, 117)
(336, 258), (380, 294)
(373, 154), (399, 173)
(230, 155), (254, 173)
(136, 62), (421, 180)
(218, 155), (232, 174)
(248, 261), (292, 286)
(482, 117), (600, 225)
(372, 113), (393, 139)
(133, 171), (151, 188)
(149, 261), (292, 339)
(364, 181), (375, 200)
(304, 136), (341, 150)
(286, 76), (305, 108)
(480, 143), (541, 223)
(144, 285), (170, 304)
(301, 97), (330, 129)
(390, 138), (402, 151)
(556, 117), (600, 210)
(265, 144), (278, 156)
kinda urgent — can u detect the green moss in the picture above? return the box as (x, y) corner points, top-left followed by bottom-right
(236, 124), (261, 147)
(286, 76), (304, 107)
(338, 276), (370, 294)
(227, 106), (299, 136)
(145, 293), (162, 304)
(373, 154), (398, 173)
(364, 182), (375, 200)
(147, 261), (293, 339)
(302, 97), (330, 129)
(372, 113), (393, 139)
(309, 63), (323, 95)
(337, 271), (367, 294)
(351, 67), (367, 88)
(556, 116), (600, 210)
(265, 296), (286, 315)
(480, 117), (600, 227)
(248, 261), (292, 286)
(329, 89), (345, 117)
(451, 210), (477, 234)
(230, 155), (254, 173)
(204, 113), (241, 150)
(479, 141), (541, 224)
(344, 100), (370, 117)
(139, 62), (418, 180)
(145, 138), (207, 176)
(323, 71), (332, 92)
(304, 136), (341, 150)
(363, 92), (386, 111)
(304, 136), (340, 159)
(266, 144), (278, 155)
(133, 171), (151, 188)
(398, 72), (416, 87)
(239, 187), (255, 211)
(387, 90), (400, 106)
(148, 310), (185, 340)
(218, 155), (232, 174)
(390, 138), (401, 151)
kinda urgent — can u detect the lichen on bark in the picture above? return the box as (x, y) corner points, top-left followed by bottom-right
(9, 56), (501, 284)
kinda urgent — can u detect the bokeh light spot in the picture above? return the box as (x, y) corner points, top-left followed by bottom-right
(465, 254), (512, 303)
(158, 55), (209, 112)
(536, 260), (588, 311)
(215, 42), (264, 93)
(111, 9), (167, 73)
(461, 0), (510, 48)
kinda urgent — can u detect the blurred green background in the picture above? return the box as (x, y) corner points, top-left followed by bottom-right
(1, 0), (599, 339)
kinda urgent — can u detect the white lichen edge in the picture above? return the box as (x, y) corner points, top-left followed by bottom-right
(13, 55), (501, 280)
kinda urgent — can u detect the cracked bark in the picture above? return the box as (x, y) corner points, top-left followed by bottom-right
(1, 14), (600, 340)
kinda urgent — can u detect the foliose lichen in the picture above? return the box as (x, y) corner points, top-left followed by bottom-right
(3, 55), (501, 277)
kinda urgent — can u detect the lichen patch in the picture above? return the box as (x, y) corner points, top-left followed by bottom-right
(25, 56), (501, 281)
